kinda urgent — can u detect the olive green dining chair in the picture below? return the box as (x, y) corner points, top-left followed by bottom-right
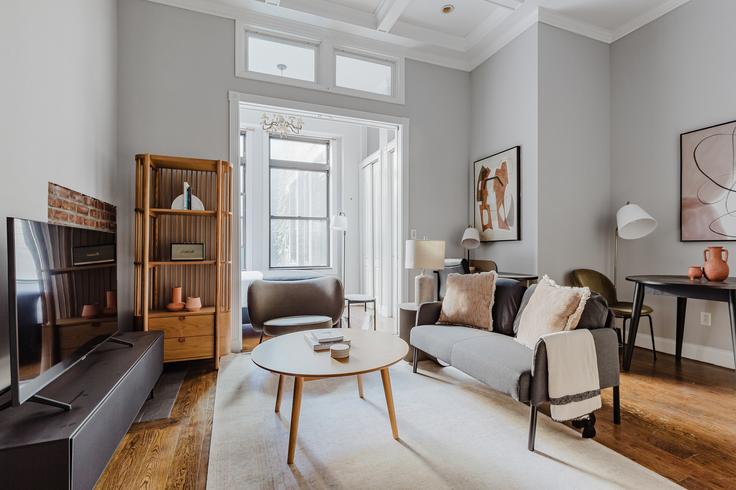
(571, 268), (656, 360)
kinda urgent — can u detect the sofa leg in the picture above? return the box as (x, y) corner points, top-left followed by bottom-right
(528, 405), (538, 452)
(572, 413), (597, 438)
(613, 386), (621, 425)
(412, 347), (419, 373)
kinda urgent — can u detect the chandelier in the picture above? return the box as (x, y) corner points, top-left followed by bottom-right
(261, 112), (304, 137)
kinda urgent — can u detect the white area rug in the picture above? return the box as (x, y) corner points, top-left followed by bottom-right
(207, 354), (678, 489)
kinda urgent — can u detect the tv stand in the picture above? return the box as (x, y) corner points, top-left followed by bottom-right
(27, 394), (72, 411)
(0, 332), (162, 489)
(108, 336), (135, 347)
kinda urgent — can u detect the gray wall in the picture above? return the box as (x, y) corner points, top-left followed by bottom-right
(469, 25), (539, 273)
(118, 0), (470, 304)
(538, 24), (611, 283)
(0, 0), (119, 391)
(611, 0), (736, 367)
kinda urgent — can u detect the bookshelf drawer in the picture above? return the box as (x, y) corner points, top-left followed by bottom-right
(149, 314), (214, 338)
(164, 335), (214, 361)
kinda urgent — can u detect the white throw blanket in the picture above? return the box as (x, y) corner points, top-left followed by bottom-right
(538, 329), (601, 421)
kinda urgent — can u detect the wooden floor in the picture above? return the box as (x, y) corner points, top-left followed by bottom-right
(99, 330), (736, 489)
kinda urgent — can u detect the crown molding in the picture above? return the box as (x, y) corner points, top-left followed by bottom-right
(537, 7), (612, 43)
(467, 8), (539, 70)
(611, 0), (691, 42)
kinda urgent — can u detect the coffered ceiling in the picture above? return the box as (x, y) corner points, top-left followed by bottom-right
(149, 0), (691, 70)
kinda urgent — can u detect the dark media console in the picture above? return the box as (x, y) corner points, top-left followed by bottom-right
(0, 332), (163, 489)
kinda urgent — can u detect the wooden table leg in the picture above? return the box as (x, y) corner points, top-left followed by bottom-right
(356, 374), (364, 399)
(728, 291), (736, 370)
(380, 368), (399, 439)
(275, 374), (284, 413)
(287, 376), (304, 464)
(623, 282), (645, 371)
(676, 297), (687, 363)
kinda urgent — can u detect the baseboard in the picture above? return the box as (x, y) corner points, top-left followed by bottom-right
(633, 333), (735, 369)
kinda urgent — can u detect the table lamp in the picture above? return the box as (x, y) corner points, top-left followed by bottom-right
(615, 202), (657, 286)
(332, 212), (348, 288)
(461, 226), (480, 267)
(405, 239), (445, 304)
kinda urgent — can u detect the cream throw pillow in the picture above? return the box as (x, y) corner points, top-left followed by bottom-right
(515, 275), (591, 348)
(438, 271), (497, 330)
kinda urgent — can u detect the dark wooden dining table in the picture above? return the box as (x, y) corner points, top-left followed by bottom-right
(624, 275), (736, 371)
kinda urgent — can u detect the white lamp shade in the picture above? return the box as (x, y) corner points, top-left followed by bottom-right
(405, 240), (445, 270)
(616, 203), (657, 240)
(461, 227), (480, 250)
(331, 213), (348, 231)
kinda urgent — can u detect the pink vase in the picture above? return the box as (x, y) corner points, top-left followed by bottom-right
(81, 304), (99, 319)
(703, 246), (729, 282)
(167, 287), (185, 311)
(185, 296), (202, 312)
(103, 290), (117, 315)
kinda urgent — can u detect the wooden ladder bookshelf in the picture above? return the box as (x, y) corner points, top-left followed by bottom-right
(134, 154), (233, 368)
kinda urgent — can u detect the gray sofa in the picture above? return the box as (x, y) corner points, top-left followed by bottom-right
(410, 278), (620, 451)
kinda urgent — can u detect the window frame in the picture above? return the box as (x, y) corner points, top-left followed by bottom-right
(236, 22), (405, 105)
(268, 135), (331, 270)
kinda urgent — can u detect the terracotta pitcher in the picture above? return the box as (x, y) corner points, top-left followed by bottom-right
(703, 246), (729, 282)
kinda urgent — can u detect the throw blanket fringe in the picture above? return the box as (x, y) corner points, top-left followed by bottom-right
(538, 330), (601, 421)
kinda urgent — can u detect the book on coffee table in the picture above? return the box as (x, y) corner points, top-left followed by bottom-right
(304, 332), (351, 351)
(312, 331), (344, 343)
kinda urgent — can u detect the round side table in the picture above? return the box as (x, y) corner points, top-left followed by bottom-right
(398, 302), (419, 362)
(344, 294), (377, 330)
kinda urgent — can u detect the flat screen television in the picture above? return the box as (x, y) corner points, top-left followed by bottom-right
(6, 218), (118, 407)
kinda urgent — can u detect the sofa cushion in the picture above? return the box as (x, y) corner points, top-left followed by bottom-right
(410, 325), (488, 363)
(492, 278), (526, 336)
(450, 334), (534, 402)
(513, 285), (611, 335)
(438, 271), (497, 330)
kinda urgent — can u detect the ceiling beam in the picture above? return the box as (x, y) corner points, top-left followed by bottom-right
(375, 0), (412, 33)
(479, 0), (523, 10)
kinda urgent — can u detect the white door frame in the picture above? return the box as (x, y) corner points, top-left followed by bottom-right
(227, 90), (410, 351)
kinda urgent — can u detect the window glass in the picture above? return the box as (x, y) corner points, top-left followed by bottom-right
(335, 54), (392, 96)
(270, 219), (328, 268)
(248, 35), (316, 82)
(270, 138), (328, 164)
(271, 168), (327, 218)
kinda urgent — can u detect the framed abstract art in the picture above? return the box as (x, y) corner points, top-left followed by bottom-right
(473, 146), (520, 242)
(681, 120), (736, 241)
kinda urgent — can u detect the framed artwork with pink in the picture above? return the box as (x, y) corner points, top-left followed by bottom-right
(473, 146), (520, 242)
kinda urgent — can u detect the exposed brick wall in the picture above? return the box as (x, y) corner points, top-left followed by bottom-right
(48, 182), (116, 232)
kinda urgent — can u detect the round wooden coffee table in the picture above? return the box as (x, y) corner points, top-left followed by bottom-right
(251, 329), (408, 464)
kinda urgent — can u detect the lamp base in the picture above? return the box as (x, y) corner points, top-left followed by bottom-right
(414, 271), (436, 304)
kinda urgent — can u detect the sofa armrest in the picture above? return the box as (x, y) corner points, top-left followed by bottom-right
(416, 301), (442, 326)
(530, 328), (620, 406)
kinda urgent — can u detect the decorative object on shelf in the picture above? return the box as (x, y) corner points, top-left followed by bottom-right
(332, 212), (348, 287)
(261, 112), (304, 137)
(330, 343), (350, 359)
(171, 243), (205, 261)
(703, 246), (729, 281)
(167, 286), (185, 312)
(72, 243), (116, 266)
(103, 290), (117, 315)
(405, 239), (445, 304)
(474, 146), (520, 242)
(681, 119), (736, 241)
(185, 296), (202, 312)
(171, 182), (205, 211)
(134, 154), (233, 368)
(461, 226), (480, 264)
(614, 202), (657, 286)
(687, 266), (703, 281)
(81, 304), (100, 319)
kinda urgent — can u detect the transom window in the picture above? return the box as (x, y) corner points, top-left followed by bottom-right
(246, 33), (316, 83)
(269, 136), (330, 269)
(335, 51), (393, 96)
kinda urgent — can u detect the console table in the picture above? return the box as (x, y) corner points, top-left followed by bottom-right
(623, 275), (736, 371)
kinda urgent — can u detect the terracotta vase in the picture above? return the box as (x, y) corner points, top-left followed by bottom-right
(703, 246), (729, 282)
(167, 287), (185, 312)
(81, 304), (100, 319)
(687, 266), (703, 281)
(185, 296), (202, 312)
(103, 290), (117, 315)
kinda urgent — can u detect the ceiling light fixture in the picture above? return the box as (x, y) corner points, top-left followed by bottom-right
(261, 113), (304, 137)
(441, 4), (455, 14)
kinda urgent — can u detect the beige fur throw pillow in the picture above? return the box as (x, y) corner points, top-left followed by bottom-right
(438, 271), (497, 330)
(515, 275), (591, 349)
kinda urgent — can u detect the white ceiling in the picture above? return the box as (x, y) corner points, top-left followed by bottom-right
(149, 0), (691, 70)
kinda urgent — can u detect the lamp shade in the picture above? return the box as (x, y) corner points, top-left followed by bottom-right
(616, 203), (657, 240)
(461, 227), (480, 250)
(405, 240), (445, 270)
(331, 213), (348, 231)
